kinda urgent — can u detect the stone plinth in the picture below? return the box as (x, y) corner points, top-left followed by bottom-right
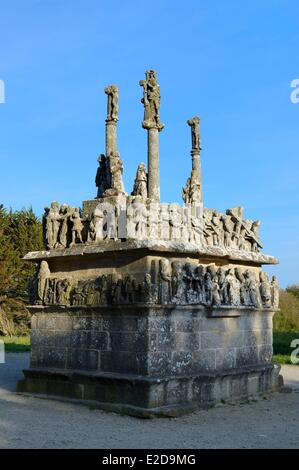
(18, 245), (282, 417)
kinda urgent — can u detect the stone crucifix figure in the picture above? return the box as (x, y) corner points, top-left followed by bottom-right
(139, 70), (164, 202)
(104, 85), (119, 161)
(182, 116), (202, 205)
(105, 85), (118, 122)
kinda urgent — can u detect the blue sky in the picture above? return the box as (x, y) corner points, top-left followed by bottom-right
(0, 0), (298, 287)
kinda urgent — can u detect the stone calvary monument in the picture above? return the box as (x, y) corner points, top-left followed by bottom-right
(18, 71), (282, 417)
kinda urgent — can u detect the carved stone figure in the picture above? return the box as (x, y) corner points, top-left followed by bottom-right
(193, 265), (205, 304)
(44, 278), (57, 305)
(139, 70), (164, 130)
(169, 205), (182, 241)
(148, 202), (160, 239)
(132, 198), (148, 239)
(160, 205), (170, 240)
(109, 152), (125, 194)
(112, 279), (124, 304)
(190, 213), (202, 244)
(271, 276), (279, 309)
(124, 275), (136, 303)
(182, 177), (201, 205)
(211, 211), (222, 245)
(159, 259), (172, 304)
(96, 154), (111, 198)
(217, 267), (229, 304)
(226, 268), (241, 306)
(222, 215), (234, 248)
(181, 207), (191, 243)
(102, 207), (117, 240)
(36, 261), (50, 304)
(142, 273), (152, 303)
(235, 268), (250, 306)
(44, 201), (60, 249)
(70, 208), (83, 246)
(184, 263), (194, 303)
(204, 271), (213, 305)
(126, 200), (136, 239)
(71, 286), (86, 306)
(57, 204), (71, 248)
(211, 278), (221, 306)
(187, 116), (200, 151)
(259, 272), (272, 308)
(245, 271), (262, 308)
(105, 85), (118, 122)
(56, 279), (72, 305)
(250, 220), (262, 252)
(172, 262), (186, 304)
(89, 207), (104, 242)
(132, 163), (148, 199)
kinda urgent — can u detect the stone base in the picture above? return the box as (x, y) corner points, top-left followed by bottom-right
(17, 363), (282, 418)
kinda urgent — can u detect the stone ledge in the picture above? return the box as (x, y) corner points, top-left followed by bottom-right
(23, 239), (278, 265)
(27, 304), (277, 315)
(17, 363), (282, 418)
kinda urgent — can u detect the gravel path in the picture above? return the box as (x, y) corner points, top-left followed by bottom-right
(0, 353), (298, 449)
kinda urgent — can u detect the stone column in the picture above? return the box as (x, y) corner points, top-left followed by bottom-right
(147, 127), (160, 202)
(139, 70), (164, 203)
(104, 85), (119, 158)
(188, 116), (202, 203)
(105, 119), (117, 157)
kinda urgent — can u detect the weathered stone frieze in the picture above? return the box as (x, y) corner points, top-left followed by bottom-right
(30, 259), (279, 310)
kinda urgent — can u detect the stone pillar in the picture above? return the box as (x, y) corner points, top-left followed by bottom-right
(147, 127), (160, 202)
(104, 85), (119, 158)
(191, 148), (202, 202)
(139, 70), (164, 203)
(105, 119), (117, 157)
(186, 116), (202, 204)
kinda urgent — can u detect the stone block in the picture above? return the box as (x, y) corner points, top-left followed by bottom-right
(235, 346), (258, 367)
(215, 348), (236, 370)
(171, 351), (193, 374)
(175, 332), (200, 351)
(193, 350), (216, 372)
(67, 349), (98, 370)
(101, 351), (139, 374)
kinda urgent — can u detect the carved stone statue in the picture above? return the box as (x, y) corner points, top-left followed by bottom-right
(56, 279), (72, 305)
(169, 205), (182, 241)
(160, 205), (170, 240)
(271, 276), (279, 309)
(245, 271), (262, 308)
(70, 208), (83, 246)
(182, 177), (201, 205)
(226, 268), (241, 306)
(132, 163), (148, 199)
(139, 70), (164, 130)
(109, 151), (125, 194)
(104, 85), (118, 122)
(159, 259), (172, 304)
(217, 267), (229, 304)
(259, 272), (272, 308)
(187, 116), (200, 151)
(57, 204), (71, 249)
(148, 202), (160, 239)
(172, 262), (186, 303)
(95, 154), (111, 198)
(132, 198), (148, 240)
(36, 261), (51, 304)
(250, 220), (262, 252)
(222, 214), (234, 248)
(44, 201), (60, 249)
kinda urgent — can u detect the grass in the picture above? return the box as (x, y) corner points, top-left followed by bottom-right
(272, 331), (299, 365)
(0, 335), (30, 352)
